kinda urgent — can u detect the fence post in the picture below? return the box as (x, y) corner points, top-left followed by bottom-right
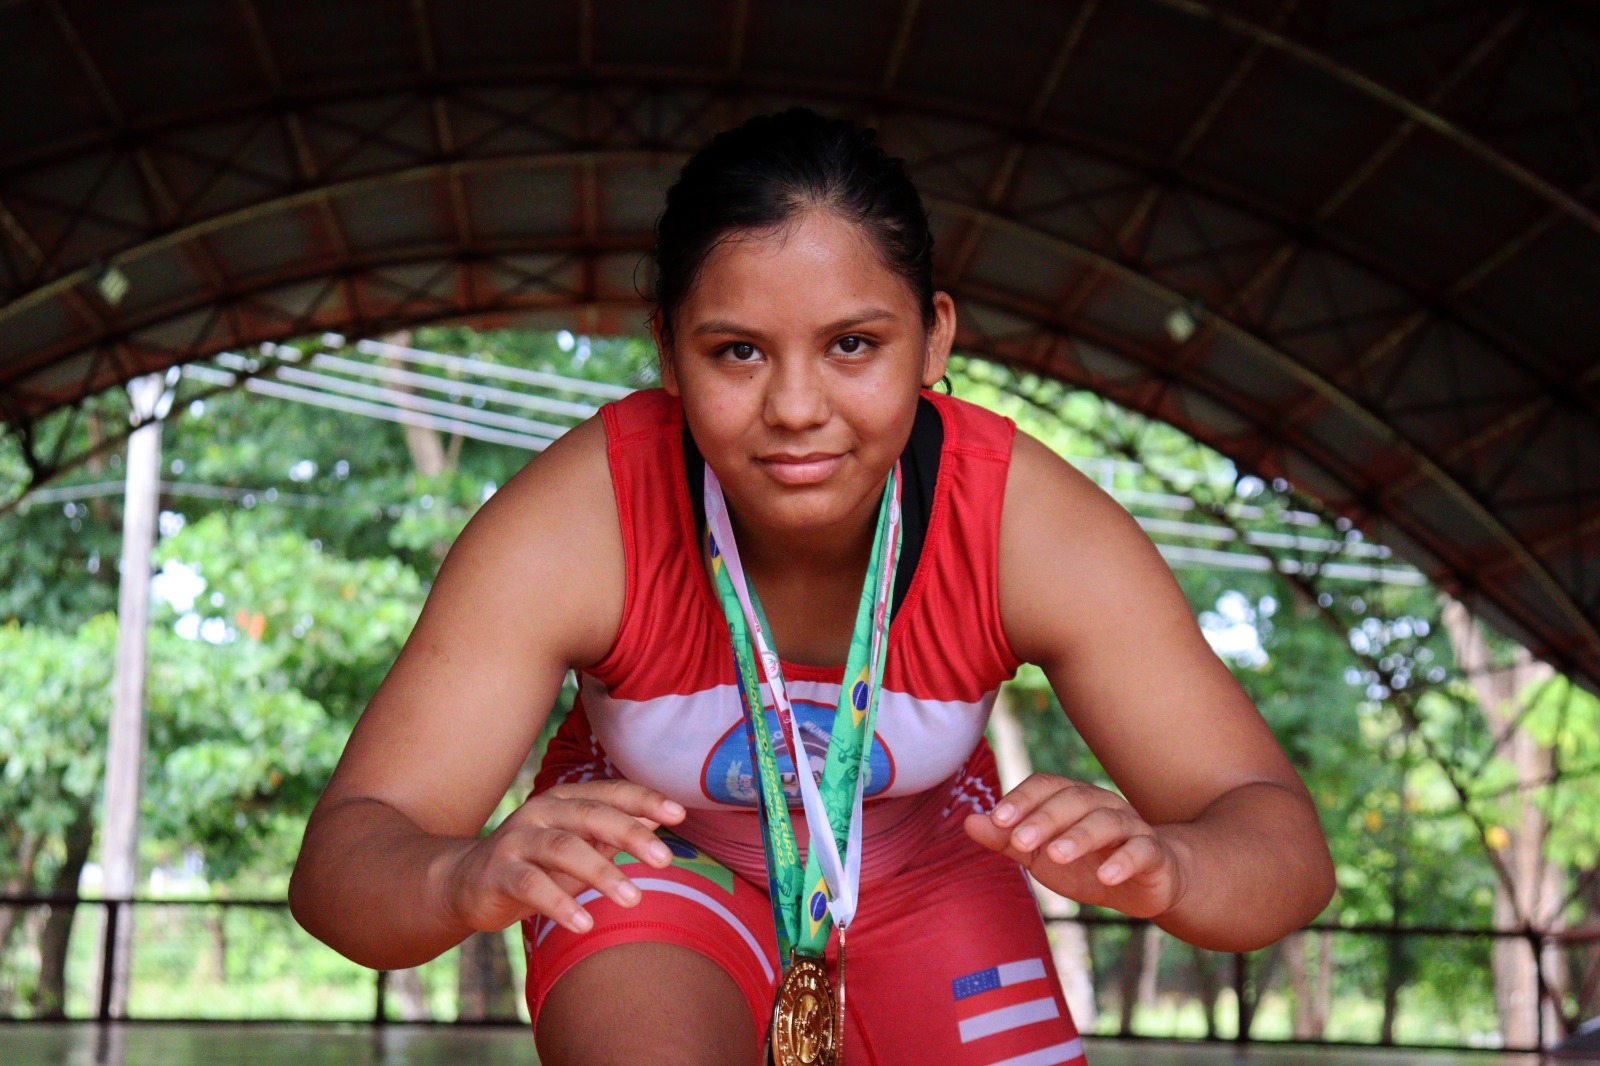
(1531, 928), (1545, 1052)
(1232, 952), (1247, 1046)
(375, 969), (389, 1026)
(96, 901), (120, 1022)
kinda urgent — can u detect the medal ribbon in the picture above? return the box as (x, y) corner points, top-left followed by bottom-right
(705, 462), (901, 961)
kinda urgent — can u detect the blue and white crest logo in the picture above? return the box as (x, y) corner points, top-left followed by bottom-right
(700, 699), (894, 805)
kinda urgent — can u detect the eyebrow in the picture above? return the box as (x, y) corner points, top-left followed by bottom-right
(690, 308), (898, 339)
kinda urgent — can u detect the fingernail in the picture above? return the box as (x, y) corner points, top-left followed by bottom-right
(1101, 863), (1123, 883)
(1052, 841), (1078, 863)
(663, 801), (686, 818)
(617, 881), (641, 904)
(649, 842), (673, 864)
(993, 803), (1015, 824)
(1014, 826), (1038, 848)
(569, 909), (593, 932)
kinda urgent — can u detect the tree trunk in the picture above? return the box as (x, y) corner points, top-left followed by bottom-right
(456, 930), (517, 1021)
(1053, 921), (1097, 1036)
(390, 966), (431, 1021)
(31, 804), (96, 1018)
(1441, 596), (1566, 1049)
(1137, 924), (1162, 1011)
(378, 332), (454, 479)
(209, 911), (227, 984)
(1189, 946), (1219, 1039)
(1379, 934), (1406, 1044)
(1236, 943), (1282, 1041)
(1116, 926), (1143, 1034)
(1313, 930), (1333, 1037)
(0, 831), (44, 959)
(1287, 932), (1315, 1038)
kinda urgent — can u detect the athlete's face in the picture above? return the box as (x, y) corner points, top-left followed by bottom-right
(658, 208), (955, 545)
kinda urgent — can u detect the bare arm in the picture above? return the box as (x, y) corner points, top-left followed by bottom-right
(965, 430), (1336, 953)
(288, 416), (681, 970)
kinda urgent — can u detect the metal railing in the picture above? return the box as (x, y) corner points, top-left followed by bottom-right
(1, 896), (1595, 1053)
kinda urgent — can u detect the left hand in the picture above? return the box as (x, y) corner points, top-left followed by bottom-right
(963, 773), (1189, 920)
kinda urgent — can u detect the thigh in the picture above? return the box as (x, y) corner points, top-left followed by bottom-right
(523, 830), (780, 1060)
(536, 941), (757, 1066)
(844, 829), (1089, 1066)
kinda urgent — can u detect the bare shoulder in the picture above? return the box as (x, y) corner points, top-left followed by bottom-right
(311, 412), (623, 836)
(998, 428), (1186, 670)
(438, 411), (624, 670)
(998, 427), (1301, 824)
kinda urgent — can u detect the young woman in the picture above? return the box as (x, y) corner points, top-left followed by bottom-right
(289, 108), (1335, 1066)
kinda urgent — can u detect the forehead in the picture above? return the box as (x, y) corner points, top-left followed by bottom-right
(679, 209), (917, 325)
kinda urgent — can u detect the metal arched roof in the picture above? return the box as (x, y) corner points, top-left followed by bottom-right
(1, 0), (1597, 694)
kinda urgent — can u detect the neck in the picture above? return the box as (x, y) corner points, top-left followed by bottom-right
(727, 495), (881, 583)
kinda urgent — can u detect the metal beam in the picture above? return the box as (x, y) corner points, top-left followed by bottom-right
(1150, 0), (1595, 237)
(880, 0), (922, 92)
(942, 0), (1099, 284)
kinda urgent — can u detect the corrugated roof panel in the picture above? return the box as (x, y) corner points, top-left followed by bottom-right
(208, 209), (319, 280)
(338, 177), (453, 252)
(428, 1), (581, 68)
(1332, 130), (1543, 290)
(253, 0), (418, 85)
(300, 94), (438, 181)
(10, 154), (152, 258)
(895, 0), (1083, 113)
(155, 119), (302, 222)
(0, 4), (108, 158)
(595, 0), (727, 66)
(72, 1), (270, 123)
(448, 88), (584, 157)
(1046, 2), (1251, 159)
(113, 245), (205, 320)
(598, 162), (674, 235)
(1467, 218), (1600, 380)
(1075, 275), (1185, 351)
(744, 1), (901, 81)
(1440, 13), (1600, 192)
(964, 230), (1079, 304)
(0, 290), (76, 362)
(1188, 55), (1390, 218)
(464, 165), (577, 238)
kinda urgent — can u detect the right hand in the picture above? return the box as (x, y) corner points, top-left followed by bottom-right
(440, 779), (687, 935)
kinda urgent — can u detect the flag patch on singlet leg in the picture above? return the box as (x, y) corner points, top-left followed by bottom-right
(951, 958), (1060, 1043)
(614, 832), (734, 894)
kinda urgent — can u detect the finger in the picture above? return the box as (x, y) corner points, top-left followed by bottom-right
(545, 797), (676, 869)
(509, 864), (593, 934)
(963, 811), (1012, 853)
(526, 829), (645, 910)
(988, 773), (1085, 828)
(1008, 784), (1117, 853)
(1041, 806), (1145, 865)
(551, 780), (686, 826)
(1094, 832), (1164, 887)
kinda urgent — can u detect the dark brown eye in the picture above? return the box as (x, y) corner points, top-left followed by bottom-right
(836, 335), (870, 355)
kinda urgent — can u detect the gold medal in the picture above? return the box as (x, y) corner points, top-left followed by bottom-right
(768, 953), (837, 1066)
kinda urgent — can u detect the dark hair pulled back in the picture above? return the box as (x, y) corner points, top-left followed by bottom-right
(649, 107), (936, 348)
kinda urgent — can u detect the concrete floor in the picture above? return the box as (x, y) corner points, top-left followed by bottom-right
(0, 1024), (1560, 1066)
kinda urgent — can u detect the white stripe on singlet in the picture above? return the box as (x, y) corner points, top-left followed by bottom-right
(533, 877), (775, 983)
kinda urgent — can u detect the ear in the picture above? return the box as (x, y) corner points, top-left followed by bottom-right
(651, 311), (681, 397)
(920, 291), (955, 388)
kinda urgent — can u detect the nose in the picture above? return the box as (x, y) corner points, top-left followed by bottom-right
(762, 353), (831, 432)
